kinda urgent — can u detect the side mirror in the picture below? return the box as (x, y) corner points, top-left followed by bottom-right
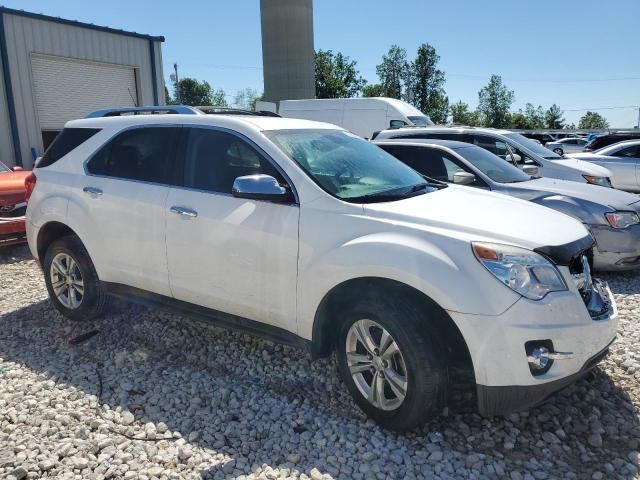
(511, 153), (522, 164)
(232, 174), (293, 203)
(11, 166), (23, 171)
(453, 171), (476, 185)
(522, 165), (539, 176)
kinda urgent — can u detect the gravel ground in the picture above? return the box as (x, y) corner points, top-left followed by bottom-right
(1, 244), (640, 480)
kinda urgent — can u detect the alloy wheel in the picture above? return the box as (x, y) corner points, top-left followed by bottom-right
(50, 252), (84, 309)
(345, 319), (408, 411)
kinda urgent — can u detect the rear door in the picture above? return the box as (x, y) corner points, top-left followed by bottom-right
(164, 126), (300, 332)
(72, 126), (180, 296)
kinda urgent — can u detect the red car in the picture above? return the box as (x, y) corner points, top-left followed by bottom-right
(0, 160), (30, 247)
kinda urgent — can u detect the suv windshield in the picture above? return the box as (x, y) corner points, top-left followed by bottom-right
(265, 129), (440, 202)
(408, 115), (434, 126)
(504, 132), (562, 160)
(456, 146), (531, 183)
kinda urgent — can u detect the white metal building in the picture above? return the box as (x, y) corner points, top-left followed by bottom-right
(0, 7), (165, 168)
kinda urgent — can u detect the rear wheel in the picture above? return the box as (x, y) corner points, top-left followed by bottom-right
(553, 147), (564, 155)
(336, 297), (445, 431)
(43, 235), (107, 321)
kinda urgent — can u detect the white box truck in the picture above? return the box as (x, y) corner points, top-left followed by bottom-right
(256, 97), (433, 139)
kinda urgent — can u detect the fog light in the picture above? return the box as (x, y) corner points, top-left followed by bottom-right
(528, 346), (552, 371)
(525, 340), (574, 376)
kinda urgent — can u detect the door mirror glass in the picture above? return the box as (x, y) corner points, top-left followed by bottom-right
(522, 165), (539, 176)
(453, 171), (477, 185)
(232, 174), (293, 202)
(389, 119), (408, 129)
(11, 166), (24, 171)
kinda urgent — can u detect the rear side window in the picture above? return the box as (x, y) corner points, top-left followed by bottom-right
(38, 128), (101, 168)
(87, 127), (179, 184)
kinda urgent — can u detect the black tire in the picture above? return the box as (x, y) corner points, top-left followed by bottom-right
(43, 235), (107, 321)
(335, 294), (446, 431)
(553, 148), (563, 155)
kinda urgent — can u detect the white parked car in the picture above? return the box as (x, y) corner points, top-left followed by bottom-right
(374, 127), (613, 187)
(25, 108), (617, 430)
(568, 140), (640, 192)
(545, 137), (589, 155)
(259, 97), (433, 139)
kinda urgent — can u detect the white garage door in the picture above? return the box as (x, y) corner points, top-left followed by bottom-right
(31, 55), (137, 130)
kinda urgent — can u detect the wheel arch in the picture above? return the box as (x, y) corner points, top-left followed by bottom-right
(36, 221), (81, 262)
(311, 276), (475, 390)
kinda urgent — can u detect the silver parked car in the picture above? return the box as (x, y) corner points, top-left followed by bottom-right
(545, 137), (589, 155)
(376, 139), (640, 271)
(568, 140), (640, 192)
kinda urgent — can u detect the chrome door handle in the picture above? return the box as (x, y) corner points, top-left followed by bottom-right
(83, 186), (103, 197)
(170, 206), (198, 218)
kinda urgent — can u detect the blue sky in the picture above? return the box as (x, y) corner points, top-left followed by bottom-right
(5, 0), (640, 127)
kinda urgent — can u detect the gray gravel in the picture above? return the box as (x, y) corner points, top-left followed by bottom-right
(1, 244), (640, 480)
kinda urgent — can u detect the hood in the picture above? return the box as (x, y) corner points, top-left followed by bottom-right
(504, 177), (640, 209)
(567, 152), (617, 162)
(0, 170), (29, 206)
(548, 157), (611, 177)
(363, 185), (589, 251)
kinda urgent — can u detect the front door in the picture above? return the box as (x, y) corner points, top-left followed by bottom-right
(165, 127), (300, 332)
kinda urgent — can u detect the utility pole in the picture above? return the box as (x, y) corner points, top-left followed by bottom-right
(170, 63), (180, 104)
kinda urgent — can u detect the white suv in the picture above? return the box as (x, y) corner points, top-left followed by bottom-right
(26, 110), (617, 430)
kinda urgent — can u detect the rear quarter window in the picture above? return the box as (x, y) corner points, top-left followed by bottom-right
(38, 128), (101, 168)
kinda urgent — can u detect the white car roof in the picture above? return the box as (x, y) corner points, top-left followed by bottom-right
(65, 114), (342, 133)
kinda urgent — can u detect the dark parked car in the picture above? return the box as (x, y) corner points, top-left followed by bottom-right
(585, 133), (640, 151)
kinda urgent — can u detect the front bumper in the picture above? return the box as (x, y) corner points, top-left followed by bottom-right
(589, 223), (640, 271)
(0, 216), (26, 247)
(477, 340), (612, 415)
(447, 269), (617, 413)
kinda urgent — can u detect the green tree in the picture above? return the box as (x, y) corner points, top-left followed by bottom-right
(407, 43), (447, 122)
(164, 85), (176, 105)
(524, 103), (545, 129)
(314, 50), (366, 98)
(545, 104), (565, 129)
(175, 78), (227, 106)
(477, 75), (514, 128)
(579, 111), (609, 129)
(233, 88), (261, 110)
(362, 83), (386, 97)
(450, 101), (479, 126)
(375, 45), (408, 99)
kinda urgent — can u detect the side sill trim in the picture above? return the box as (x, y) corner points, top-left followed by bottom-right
(104, 282), (311, 352)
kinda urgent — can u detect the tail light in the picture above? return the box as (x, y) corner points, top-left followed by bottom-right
(24, 172), (36, 202)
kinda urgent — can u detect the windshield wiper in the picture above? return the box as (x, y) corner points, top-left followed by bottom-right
(346, 183), (437, 203)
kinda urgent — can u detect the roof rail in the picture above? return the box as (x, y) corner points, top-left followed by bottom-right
(196, 106), (281, 117)
(86, 106), (201, 118)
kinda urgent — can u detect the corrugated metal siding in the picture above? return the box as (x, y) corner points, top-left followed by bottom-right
(32, 55), (137, 130)
(0, 31), (14, 166)
(3, 13), (164, 168)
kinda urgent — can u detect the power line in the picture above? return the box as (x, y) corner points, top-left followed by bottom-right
(563, 105), (640, 112)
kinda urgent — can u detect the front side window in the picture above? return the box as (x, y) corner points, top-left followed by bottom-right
(87, 127), (178, 183)
(456, 146), (531, 183)
(382, 146), (469, 183)
(183, 128), (284, 194)
(504, 132), (561, 159)
(613, 145), (640, 158)
(265, 129), (437, 202)
(407, 115), (433, 126)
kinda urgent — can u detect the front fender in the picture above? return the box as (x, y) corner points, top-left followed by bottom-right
(530, 195), (607, 225)
(296, 231), (520, 340)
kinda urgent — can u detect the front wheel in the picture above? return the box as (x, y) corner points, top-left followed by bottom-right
(336, 298), (445, 431)
(553, 147), (564, 155)
(43, 235), (107, 321)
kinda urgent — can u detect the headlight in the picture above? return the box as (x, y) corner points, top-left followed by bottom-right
(605, 211), (640, 229)
(583, 175), (612, 188)
(472, 242), (567, 300)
